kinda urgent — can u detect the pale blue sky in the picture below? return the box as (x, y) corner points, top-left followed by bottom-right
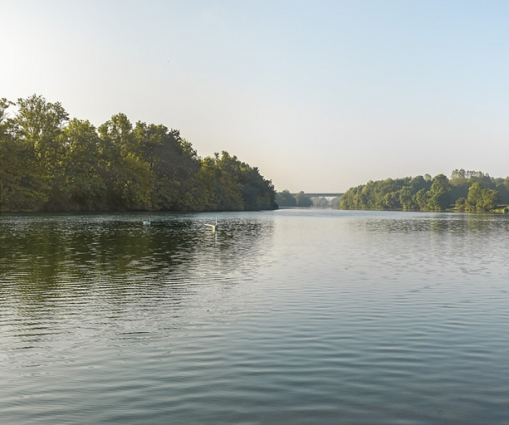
(2, 0), (509, 192)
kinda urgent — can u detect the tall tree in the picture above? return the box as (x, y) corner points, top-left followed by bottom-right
(295, 191), (313, 207)
(61, 119), (106, 210)
(466, 182), (499, 211)
(276, 190), (297, 207)
(9, 95), (69, 210)
(99, 114), (151, 209)
(427, 174), (451, 210)
(0, 98), (19, 210)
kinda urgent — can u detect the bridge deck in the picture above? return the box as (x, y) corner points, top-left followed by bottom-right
(290, 193), (343, 197)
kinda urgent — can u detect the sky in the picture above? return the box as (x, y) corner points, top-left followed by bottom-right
(2, 0), (509, 192)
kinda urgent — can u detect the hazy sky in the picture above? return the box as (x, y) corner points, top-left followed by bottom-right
(2, 0), (509, 192)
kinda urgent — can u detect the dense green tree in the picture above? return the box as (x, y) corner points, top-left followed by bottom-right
(98, 114), (153, 210)
(276, 190), (297, 207)
(0, 98), (21, 210)
(295, 191), (313, 207)
(427, 174), (451, 210)
(499, 177), (509, 204)
(399, 186), (415, 210)
(4, 95), (69, 210)
(238, 162), (277, 210)
(196, 151), (277, 211)
(0, 94), (277, 212)
(61, 119), (106, 210)
(413, 188), (429, 210)
(131, 123), (198, 210)
(340, 170), (506, 212)
(482, 189), (500, 210)
(465, 182), (499, 211)
(213, 151), (247, 211)
(467, 182), (483, 206)
(330, 196), (342, 209)
(312, 197), (329, 208)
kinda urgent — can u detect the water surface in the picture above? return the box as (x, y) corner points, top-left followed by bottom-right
(1, 210), (509, 424)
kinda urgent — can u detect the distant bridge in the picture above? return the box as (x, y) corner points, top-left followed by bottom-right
(290, 193), (344, 198)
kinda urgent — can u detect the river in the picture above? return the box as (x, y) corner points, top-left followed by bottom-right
(1, 209), (508, 424)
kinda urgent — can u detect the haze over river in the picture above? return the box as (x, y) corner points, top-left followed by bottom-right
(1, 209), (509, 424)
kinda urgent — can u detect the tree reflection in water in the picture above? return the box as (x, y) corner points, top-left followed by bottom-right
(0, 213), (274, 321)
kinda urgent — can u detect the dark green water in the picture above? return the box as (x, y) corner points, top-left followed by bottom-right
(1, 210), (509, 424)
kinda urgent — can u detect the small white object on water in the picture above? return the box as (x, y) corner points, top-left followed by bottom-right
(204, 218), (218, 232)
(143, 220), (151, 226)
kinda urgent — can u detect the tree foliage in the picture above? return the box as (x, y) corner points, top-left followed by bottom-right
(295, 191), (313, 207)
(340, 169), (509, 212)
(311, 197), (329, 208)
(276, 190), (297, 207)
(0, 95), (277, 212)
(275, 190), (318, 207)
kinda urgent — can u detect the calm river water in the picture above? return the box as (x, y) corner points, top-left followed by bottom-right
(1, 209), (509, 424)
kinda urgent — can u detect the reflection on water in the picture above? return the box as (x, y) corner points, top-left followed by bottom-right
(0, 212), (272, 302)
(1, 210), (509, 424)
(0, 213), (273, 373)
(355, 211), (509, 234)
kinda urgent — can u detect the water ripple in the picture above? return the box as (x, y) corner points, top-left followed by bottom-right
(1, 210), (509, 423)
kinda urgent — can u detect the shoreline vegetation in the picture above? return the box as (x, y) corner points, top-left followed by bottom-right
(0, 95), (277, 213)
(276, 170), (509, 213)
(276, 190), (341, 209)
(339, 170), (509, 213)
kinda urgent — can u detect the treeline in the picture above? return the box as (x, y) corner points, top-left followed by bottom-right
(276, 190), (342, 208)
(0, 95), (277, 212)
(276, 190), (313, 207)
(340, 170), (509, 212)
